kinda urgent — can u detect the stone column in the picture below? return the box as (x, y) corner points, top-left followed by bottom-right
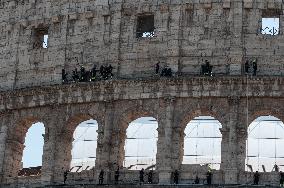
(157, 97), (175, 184)
(236, 127), (247, 172)
(171, 126), (183, 170)
(223, 97), (241, 184)
(2, 139), (24, 180)
(220, 127), (229, 170)
(0, 117), (26, 182)
(96, 101), (115, 183)
(48, 111), (73, 184)
(0, 122), (8, 183)
(40, 115), (60, 185)
(229, 0), (244, 75)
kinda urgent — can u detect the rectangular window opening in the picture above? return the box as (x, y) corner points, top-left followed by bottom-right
(136, 14), (155, 38)
(33, 28), (49, 49)
(261, 17), (280, 36)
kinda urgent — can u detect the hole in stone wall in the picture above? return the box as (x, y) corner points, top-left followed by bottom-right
(261, 9), (280, 36)
(136, 14), (155, 38)
(19, 122), (45, 177)
(124, 117), (158, 170)
(71, 119), (98, 172)
(261, 17), (279, 36)
(182, 116), (222, 170)
(33, 28), (48, 49)
(246, 116), (284, 172)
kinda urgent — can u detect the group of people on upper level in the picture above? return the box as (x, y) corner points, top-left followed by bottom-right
(62, 64), (114, 83)
(245, 59), (258, 76)
(61, 59), (259, 83)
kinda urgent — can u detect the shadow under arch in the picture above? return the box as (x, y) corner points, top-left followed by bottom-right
(115, 106), (159, 169)
(4, 116), (46, 179)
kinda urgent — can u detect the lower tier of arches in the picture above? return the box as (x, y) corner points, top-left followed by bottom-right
(0, 96), (283, 186)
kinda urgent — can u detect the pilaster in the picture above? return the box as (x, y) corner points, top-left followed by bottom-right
(157, 97), (175, 184)
(223, 96), (241, 184)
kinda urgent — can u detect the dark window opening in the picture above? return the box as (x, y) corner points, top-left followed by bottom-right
(33, 28), (48, 49)
(136, 14), (155, 38)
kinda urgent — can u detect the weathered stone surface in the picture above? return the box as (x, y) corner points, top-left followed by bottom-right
(0, 0), (284, 187)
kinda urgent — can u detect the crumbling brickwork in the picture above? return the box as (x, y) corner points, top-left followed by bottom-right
(0, 0), (284, 187)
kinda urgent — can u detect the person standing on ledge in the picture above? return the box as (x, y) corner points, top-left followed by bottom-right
(206, 170), (212, 185)
(139, 168), (145, 185)
(148, 170), (153, 184)
(280, 171), (284, 187)
(63, 170), (68, 184)
(173, 170), (179, 184)
(99, 169), (104, 185)
(252, 59), (257, 76)
(194, 175), (200, 184)
(253, 171), (260, 185)
(155, 62), (160, 75)
(114, 167), (120, 184)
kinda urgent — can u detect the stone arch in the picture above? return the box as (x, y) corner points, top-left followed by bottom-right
(178, 108), (225, 131)
(3, 116), (46, 178)
(114, 105), (159, 168)
(182, 116), (222, 169)
(54, 113), (103, 174)
(174, 107), (225, 168)
(248, 109), (284, 126)
(246, 115), (284, 172)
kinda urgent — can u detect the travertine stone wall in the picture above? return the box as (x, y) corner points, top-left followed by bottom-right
(0, 0), (284, 91)
(0, 77), (283, 186)
(0, 0), (284, 187)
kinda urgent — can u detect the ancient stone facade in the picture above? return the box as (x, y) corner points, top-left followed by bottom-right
(0, 0), (284, 187)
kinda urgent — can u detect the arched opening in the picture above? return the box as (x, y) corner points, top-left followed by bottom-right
(124, 117), (158, 170)
(182, 116), (222, 170)
(19, 122), (45, 177)
(70, 119), (98, 172)
(246, 116), (284, 172)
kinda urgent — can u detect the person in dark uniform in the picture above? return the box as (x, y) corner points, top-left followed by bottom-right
(62, 69), (68, 83)
(108, 64), (114, 78)
(206, 170), (212, 185)
(139, 168), (145, 184)
(100, 65), (108, 79)
(99, 169), (104, 185)
(205, 60), (213, 76)
(280, 171), (284, 187)
(252, 59), (257, 76)
(91, 64), (97, 81)
(274, 164), (279, 172)
(194, 175), (200, 184)
(155, 62), (160, 74)
(63, 170), (68, 184)
(148, 170), (153, 184)
(114, 167), (120, 184)
(99, 65), (104, 77)
(173, 170), (179, 184)
(166, 67), (173, 77)
(253, 171), (260, 185)
(72, 68), (79, 82)
(245, 60), (249, 73)
(80, 66), (86, 81)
